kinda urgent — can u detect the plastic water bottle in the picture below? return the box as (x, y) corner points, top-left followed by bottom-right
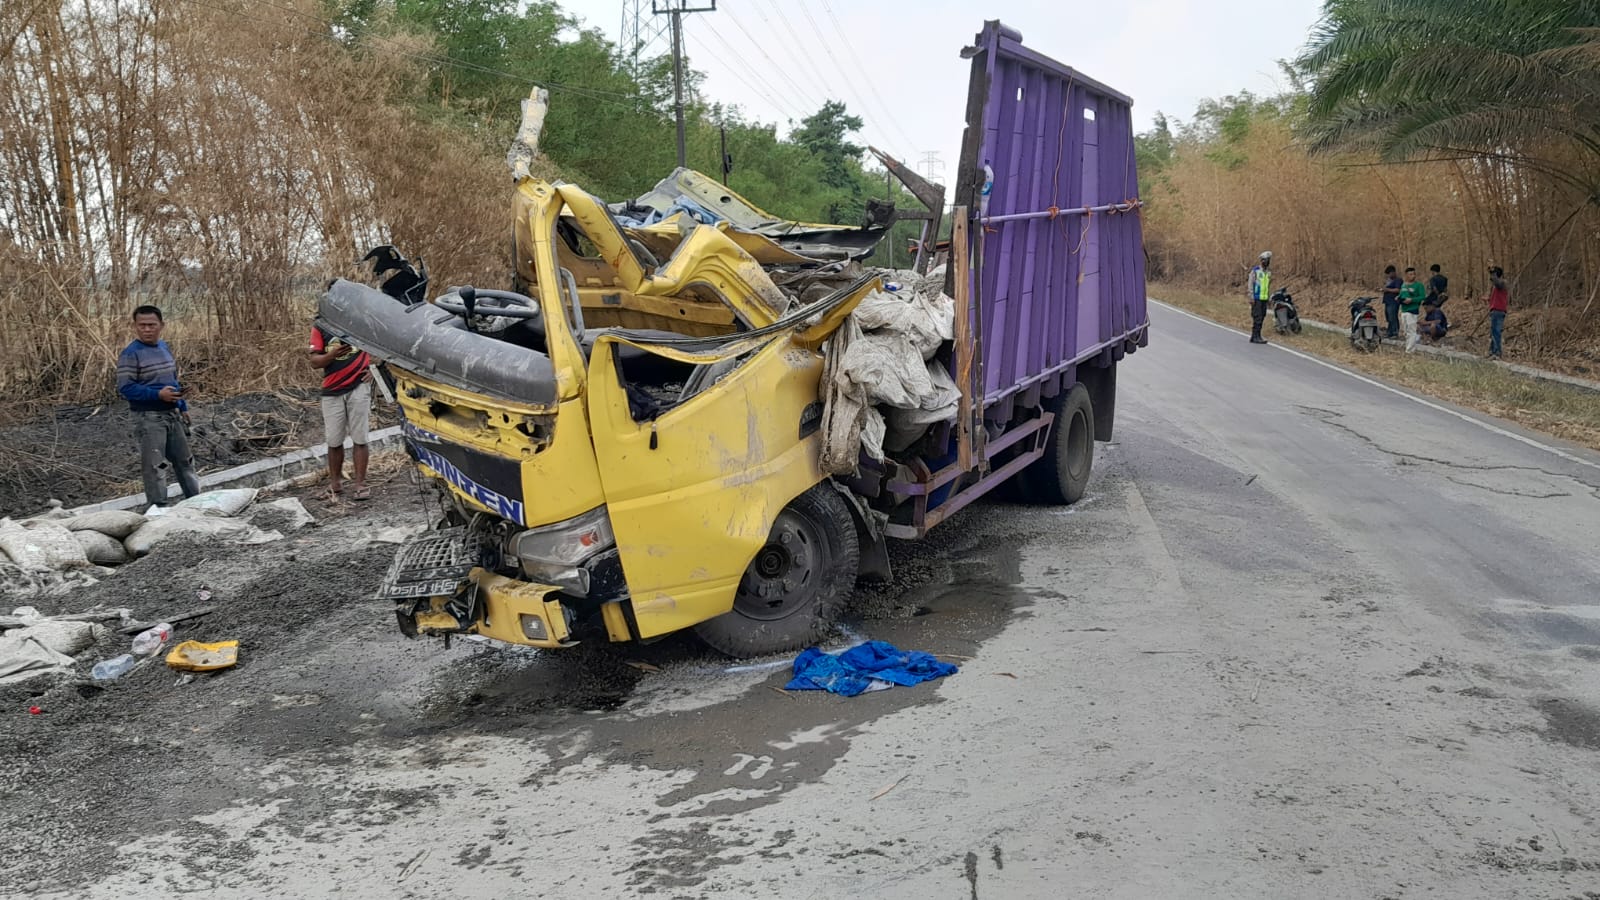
(91, 654), (137, 681)
(979, 163), (995, 219)
(131, 623), (173, 657)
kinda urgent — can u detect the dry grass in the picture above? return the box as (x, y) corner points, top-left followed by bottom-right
(0, 0), (527, 421)
(1143, 117), (1600, 364)
(1153, 285), (1600, 452)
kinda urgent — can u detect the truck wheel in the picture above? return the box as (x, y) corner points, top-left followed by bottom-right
(1024, 383), (1095, 505)
(694, 484), (860, 657)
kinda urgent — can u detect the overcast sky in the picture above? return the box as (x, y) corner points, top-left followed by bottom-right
(559, 0), (1327, 183)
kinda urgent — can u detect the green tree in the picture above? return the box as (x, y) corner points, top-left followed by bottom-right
(792, 100), (865, 190)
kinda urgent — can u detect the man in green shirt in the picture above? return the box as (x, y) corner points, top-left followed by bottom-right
(1399, 267), (1426, 352)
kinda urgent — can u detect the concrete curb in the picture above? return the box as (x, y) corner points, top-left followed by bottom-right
(1295, 317), (1600, 394)
(68, 425), (406, 515)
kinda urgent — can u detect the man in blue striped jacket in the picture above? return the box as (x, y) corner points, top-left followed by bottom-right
(116, 305), (202, 507)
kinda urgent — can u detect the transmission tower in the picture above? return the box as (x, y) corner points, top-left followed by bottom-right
(918, 151), (946, 182)
(619, 0), (672, 78)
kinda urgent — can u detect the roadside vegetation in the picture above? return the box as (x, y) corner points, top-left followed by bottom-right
(0, 0), (921, 420)
(1139, 0), (1600, 378)
(1155, 286), (1600, 452)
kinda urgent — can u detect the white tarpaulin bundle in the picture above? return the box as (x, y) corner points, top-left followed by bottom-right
(819, 268), (959, 475)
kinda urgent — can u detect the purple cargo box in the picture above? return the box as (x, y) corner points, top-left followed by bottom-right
(958, 21), (1150, 417)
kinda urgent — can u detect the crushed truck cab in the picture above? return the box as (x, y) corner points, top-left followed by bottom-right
(321, 169), (885, 652)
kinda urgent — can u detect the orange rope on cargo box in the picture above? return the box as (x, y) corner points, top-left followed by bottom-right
(1069, 209), (1094, 255)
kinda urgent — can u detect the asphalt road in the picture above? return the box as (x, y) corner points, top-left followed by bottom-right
(45, 302), (1600, 899)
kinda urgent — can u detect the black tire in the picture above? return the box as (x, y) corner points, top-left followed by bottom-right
(1021, 383), (1095, 505)
(1290, 318), (1303, 334)
(693, 484), (860, 657)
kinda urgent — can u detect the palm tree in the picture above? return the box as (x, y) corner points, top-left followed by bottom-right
(1298, 0), (1600, 196)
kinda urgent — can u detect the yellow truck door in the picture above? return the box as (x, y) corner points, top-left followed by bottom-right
(584, 334), (829, 638)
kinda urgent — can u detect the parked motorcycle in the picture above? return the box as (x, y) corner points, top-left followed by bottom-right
(1271, 287), (1302, 335)
(1349, 296), (1382, 351)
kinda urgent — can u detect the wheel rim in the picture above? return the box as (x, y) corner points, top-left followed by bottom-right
(1066, 405), (1091, 480)
(734, 508), (829, 621)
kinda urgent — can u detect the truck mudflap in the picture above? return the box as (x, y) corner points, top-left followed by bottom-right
(378, 530), (576, 648)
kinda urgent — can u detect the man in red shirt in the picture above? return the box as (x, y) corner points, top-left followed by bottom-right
(308, 325), (373, 499)
(1484, 266), (1509, 360)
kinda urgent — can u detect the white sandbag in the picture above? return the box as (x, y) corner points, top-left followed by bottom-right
(0, 620), (105, 684)
(175, 488), (259, 517)
(65, 509), (148, 540)
(28, 620), (104, 656)
(73, 529), (130, 566)
(0, 518), (90, 571)
(123, 509), (256, 558)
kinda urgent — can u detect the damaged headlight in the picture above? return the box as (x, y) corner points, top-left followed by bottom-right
(509, 507), (616, 597)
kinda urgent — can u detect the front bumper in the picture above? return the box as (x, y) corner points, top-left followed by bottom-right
(403, 568), (575, 648)
(376, 531), (576, 648)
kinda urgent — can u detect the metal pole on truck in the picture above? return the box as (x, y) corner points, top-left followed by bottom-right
(653, 0), (716, 169)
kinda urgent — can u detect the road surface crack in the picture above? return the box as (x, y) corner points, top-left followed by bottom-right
(1298, 406), (1600, 499)
(1443, 476), (1570, 499)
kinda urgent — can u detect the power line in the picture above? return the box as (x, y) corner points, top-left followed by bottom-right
(818, 0), (918, 151)
(756, 0), (903, 156)
(688, 17), (806, 121)
(683, 31), (801, 121)
(717, 4), (829, 113)
(756, 0), (842, 101)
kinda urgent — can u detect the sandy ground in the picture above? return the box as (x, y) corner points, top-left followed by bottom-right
(3, 302), (1600, 898)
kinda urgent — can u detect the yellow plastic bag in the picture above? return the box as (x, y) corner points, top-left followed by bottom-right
(165, 640), (239, 672)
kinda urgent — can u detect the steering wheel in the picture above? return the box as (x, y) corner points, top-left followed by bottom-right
(434, 285), (543, 320)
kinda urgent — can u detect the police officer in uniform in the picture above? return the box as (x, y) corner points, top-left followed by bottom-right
(1248, 251), (1272, 344)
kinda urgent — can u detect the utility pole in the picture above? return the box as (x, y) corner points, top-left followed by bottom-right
(653, 0), (716, 169)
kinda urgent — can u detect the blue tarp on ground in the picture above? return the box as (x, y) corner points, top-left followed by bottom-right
(785, 640), (959, 697)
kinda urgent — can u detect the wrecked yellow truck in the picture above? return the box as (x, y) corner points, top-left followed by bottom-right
(317, 21), (1150, 656)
